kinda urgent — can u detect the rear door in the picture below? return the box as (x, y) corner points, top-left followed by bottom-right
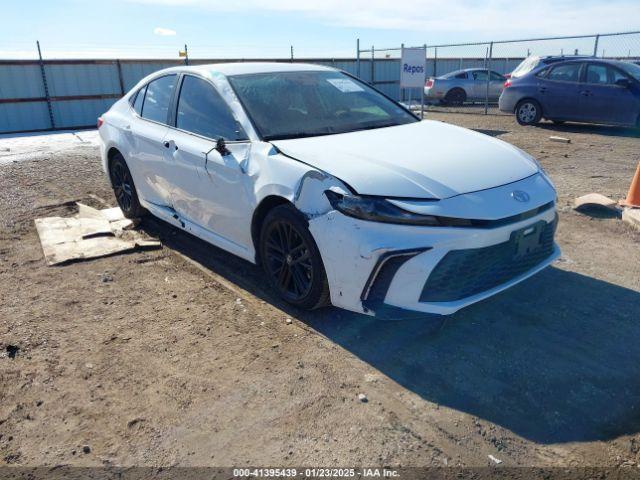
(579, 62), (639, 125)
(126, 74), (177, 207)
(537, 62), (583, 120)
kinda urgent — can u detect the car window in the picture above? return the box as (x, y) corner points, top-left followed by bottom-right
(490, 71), (504, 81)
(535, 67), (550, 78)
(609, 67), (629, 85)
(511, 56), (541, 78)
(176, 75), (246, 141)
(472, 70), (488, 81)
(618, 62), (640, 81)
(547, 63), (581, 82)
(455, 72), (467, 79)
(141, 75), (177, 124)
(585, 64), (608, 84)
(132, 86), (145, 115)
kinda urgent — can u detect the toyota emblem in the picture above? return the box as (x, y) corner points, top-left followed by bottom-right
(511, 190), (530, 202)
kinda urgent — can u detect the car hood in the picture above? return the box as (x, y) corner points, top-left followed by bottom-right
(272, 120), (539, 199)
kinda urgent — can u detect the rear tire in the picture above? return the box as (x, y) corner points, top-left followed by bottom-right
(259, 204), (330, 310)
(444, 88), (466, 106)
(515, 99), (542, 126)
(109, 153), (146, 219)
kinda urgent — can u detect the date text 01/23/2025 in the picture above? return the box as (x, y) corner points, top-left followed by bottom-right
(233, 468), (400, 478)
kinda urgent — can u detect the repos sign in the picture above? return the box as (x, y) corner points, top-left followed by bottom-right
(400, 47), (426, 89)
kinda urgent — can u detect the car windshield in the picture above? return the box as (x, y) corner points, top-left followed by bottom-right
(228, 71), (418, 141)
(618, 61), (640, 80)
(511, 56), (541, 78)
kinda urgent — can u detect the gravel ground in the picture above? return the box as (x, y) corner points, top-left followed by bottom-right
(1, 114), (639, 469)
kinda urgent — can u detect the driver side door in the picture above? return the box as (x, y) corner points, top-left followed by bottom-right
(163, 74), (254, 250)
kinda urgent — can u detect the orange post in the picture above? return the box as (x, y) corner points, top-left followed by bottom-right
(621, 161), (640, 208)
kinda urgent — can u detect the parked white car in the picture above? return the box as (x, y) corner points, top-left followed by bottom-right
(98, 63), (559, 317)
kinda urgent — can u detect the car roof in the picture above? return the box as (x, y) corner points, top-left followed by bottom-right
(540, 55), (593, 64)
(180, 62), (337, 77)
(547, 58), (632, 67)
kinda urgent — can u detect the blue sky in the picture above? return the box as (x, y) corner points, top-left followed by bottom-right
(3, 0), (639, 59)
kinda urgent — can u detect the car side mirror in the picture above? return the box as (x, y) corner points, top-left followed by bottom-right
(216, 138), (231, 156)
(615, 78), (631, 88)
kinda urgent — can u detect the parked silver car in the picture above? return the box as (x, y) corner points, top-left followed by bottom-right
(424, 68), (506, 105)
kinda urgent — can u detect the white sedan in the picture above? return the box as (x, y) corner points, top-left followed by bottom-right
(98, 62), (559, 317)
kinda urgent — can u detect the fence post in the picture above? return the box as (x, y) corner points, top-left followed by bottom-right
(399, 43), (404, 102)
(356, 38), (360, 78)
(36, 40), (55, 130)
(434, 47), (438, 77)
(370, 45), (374, 85)
(484, 41), (493, 115)
(593, 34), (600, 57)
(116, 60), (125, 96)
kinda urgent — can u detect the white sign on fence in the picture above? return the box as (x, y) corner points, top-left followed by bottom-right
(400, 46), (426, 88)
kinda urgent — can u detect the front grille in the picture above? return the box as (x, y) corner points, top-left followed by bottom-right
(420, 219), (556, 302)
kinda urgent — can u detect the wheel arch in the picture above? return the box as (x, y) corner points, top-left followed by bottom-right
(251, 195), (295, 263)
(106, 146), (124, 170)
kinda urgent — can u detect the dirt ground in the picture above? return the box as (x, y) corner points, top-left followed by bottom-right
(1, 114), (639, 469)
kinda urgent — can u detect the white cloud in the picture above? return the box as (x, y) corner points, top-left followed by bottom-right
(129, 0), (640, 38)
(153, 27), (177, 36)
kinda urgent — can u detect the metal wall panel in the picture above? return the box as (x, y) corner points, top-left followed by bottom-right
(51, 98), (117, 129)
(45, 63), (121, 96)
(0, 101), (51, 132)
(0, 64), (45, 99)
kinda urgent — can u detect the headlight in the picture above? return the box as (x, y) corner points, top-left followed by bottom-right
(324, 190), (471, 226)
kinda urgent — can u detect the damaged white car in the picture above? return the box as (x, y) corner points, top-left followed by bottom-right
(98, 63), (559, 317)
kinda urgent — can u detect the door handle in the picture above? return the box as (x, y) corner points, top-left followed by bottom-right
(580, 90), (592, 97)
(538, 87), (547, 93)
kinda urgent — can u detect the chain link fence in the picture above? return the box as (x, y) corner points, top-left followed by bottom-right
(357, 31), (640, 116)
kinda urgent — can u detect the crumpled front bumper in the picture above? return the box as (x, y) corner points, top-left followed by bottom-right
(308, 176), (559, 317)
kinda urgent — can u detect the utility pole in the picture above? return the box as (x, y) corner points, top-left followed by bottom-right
(290, 45), (294, 62)
(184, 44), (189, 65)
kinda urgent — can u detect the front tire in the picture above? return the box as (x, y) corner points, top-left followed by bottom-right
(259, 204), (330, 310)
(109, 153), (146, 219)
(515, 99), (542, 126)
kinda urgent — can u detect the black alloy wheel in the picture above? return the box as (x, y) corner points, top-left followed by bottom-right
(109, 153), (145, 219)
(259, 204), (330, 310)
(264, 219), (313, 301)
